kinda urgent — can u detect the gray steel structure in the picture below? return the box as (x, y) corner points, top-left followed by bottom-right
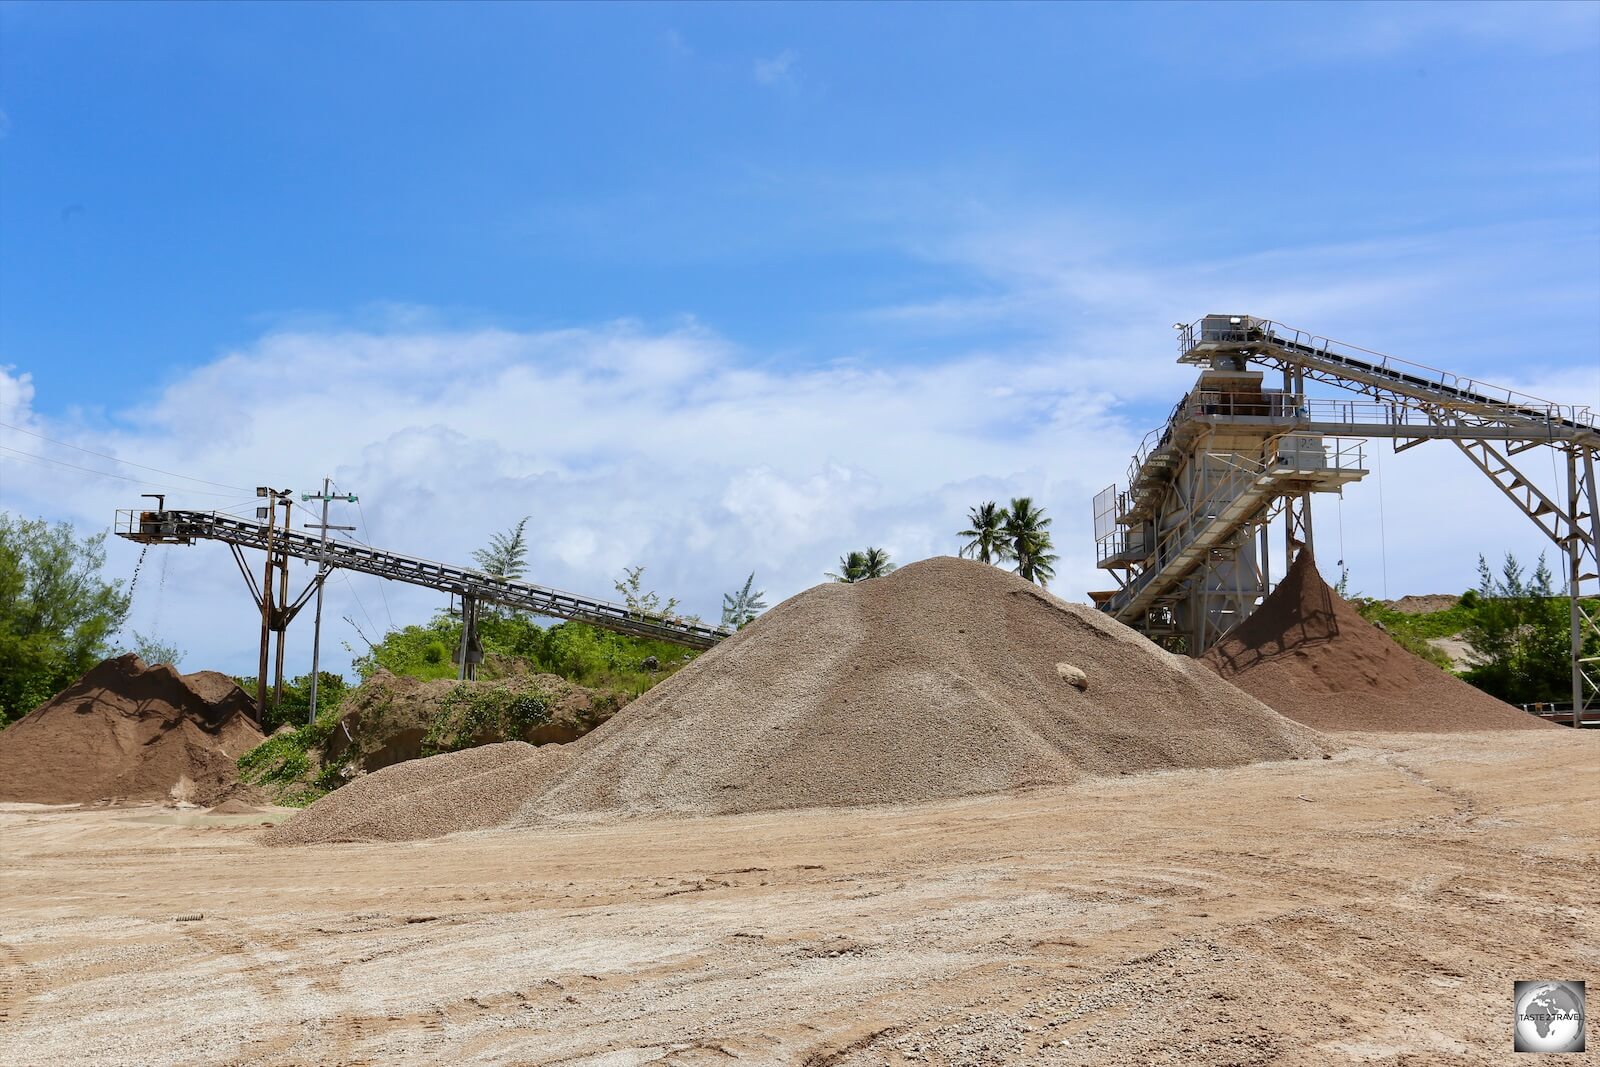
(115, 508), (730, 651)
(1096, 315), (1600, 725)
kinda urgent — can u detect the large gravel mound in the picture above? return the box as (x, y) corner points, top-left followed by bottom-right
(271, 557), (1325, 843)
(513, 556), (1326, 821)
(1203, 553), (1551, 732)
(0, 654), (264, 805)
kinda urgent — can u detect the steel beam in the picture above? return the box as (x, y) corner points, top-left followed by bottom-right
(118, 509), (730, 650)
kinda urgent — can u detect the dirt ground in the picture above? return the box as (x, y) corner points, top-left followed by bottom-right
(2, 730), (1596, 1067)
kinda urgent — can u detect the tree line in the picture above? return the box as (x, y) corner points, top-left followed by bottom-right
(0, 503), (1589, 725)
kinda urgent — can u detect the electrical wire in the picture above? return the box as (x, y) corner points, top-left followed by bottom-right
(339, 571), (381, 642)
(351, 493), (397, 630)
(0, 446), (246, 499)
(0, 420), (251, 492)
(1375, 442), (1390, 599)
(1337, 489), (1347, 575)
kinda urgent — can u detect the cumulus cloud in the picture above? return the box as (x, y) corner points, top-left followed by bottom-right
(2, 212), (1593, 682)
(0, 320), (1146, 677)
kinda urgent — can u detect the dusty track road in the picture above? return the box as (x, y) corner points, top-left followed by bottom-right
(2, 731), (1596, 1066)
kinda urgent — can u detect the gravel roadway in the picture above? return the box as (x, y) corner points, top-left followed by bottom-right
(1, 730), (1596, 1066)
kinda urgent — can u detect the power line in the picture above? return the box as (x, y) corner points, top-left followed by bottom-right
(0, 421), (251, 492)
(351, 493), (396, 631)
(339, 571), (381, 642)
(0, 446), (246, 500)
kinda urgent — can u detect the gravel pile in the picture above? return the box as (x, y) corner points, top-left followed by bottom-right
(272, 557), (1325, 843)
(1203, 553), (1551, 732)
(263, 742), (572, 844)
(512, 556), (1325, 822)
(0, 654), (265, 806)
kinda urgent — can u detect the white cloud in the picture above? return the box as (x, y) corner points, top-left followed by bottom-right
(753, 50), (798, 92)
(0, 321), (1143, 678)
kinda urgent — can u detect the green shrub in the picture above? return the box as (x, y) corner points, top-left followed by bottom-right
(236, 705), (344, 806)
(421, 682), (552, 755)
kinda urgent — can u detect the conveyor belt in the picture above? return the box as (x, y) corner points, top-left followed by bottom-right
(116, 509), (730, 650)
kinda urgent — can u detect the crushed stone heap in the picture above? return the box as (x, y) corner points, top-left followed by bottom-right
(0, 654), (265, 806)
(1202, 553), (1552, 733)
(271, 557), (1326, 844)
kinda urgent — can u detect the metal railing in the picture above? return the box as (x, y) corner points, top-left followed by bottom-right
(115, 509), (732, 650)
(1180, 316), (1597, 430)
(1105, 433), (1366, 612)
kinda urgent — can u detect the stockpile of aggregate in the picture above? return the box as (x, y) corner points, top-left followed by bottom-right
(271, 557), (1325, 843)
(0, 654), (266, 806)
(266, 741), (573, 844)
(1202, 553), (1551, 732)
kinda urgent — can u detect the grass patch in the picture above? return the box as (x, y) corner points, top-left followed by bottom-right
(237, 706), (344, 807)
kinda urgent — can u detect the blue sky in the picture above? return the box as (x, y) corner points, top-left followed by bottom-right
(1, 2), (1598, 674)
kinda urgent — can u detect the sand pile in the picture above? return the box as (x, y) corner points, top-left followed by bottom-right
(271, 557), (1325, 843)
(1203, 554), (1550, 732)
(0, 654), (266, 805)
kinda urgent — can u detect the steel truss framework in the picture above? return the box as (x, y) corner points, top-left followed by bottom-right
(1099, 315), (1599, 724)
(115, 508), (731, 652)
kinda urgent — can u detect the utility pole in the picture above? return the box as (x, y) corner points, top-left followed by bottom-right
(302, 480), (357, 723)
(253, 486), (289, 722)
(273, 493), (293, 709)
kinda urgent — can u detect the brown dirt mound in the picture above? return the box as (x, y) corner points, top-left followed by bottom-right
(0, 654), (266, 806)
(1203, 553), (1551, 732)
(272, 557), (1325, 843)
(1383, 593), (1461, 616)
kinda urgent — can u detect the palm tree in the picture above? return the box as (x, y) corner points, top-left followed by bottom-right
(958, 502), (1012, 564)
(827, 550), (869, 583)
(861, 546), (896, 579)
(1003, 497), (1058, 586)
(827, 547), (896, 583)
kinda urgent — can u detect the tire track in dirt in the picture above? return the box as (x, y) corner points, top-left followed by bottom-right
(0, 942), (39, 1029)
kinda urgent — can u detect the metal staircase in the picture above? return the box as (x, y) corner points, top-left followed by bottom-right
(1097, 315), (1599, 726)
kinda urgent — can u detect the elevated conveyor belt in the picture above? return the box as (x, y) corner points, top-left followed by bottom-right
(1097, 313), (1599, 724)
(115, 509), (730, 650)
(1180, 317), (1599, 441)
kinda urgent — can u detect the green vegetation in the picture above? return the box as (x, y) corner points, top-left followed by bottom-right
(1460, 552), (1594, 705)
(0, 513), (131, 725)
(1350, 599), (1458, 670)
(349, 612), (693, 696)
(957, 497), (1059, 587)
(958, 502), (1010, 565)
(236, 705), (345, 806)
(421, 682), (551, 755)
(828, 547), (895, 583)
(124, 630), (185, 668)
(234, 672), (352, 735)
(472, 516), (531, 579)
(1002, 497), (1057, 587)
(1347, 551), (1599, 704)
(721, 573), (767, 629)
(613, 564), (684, 621)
